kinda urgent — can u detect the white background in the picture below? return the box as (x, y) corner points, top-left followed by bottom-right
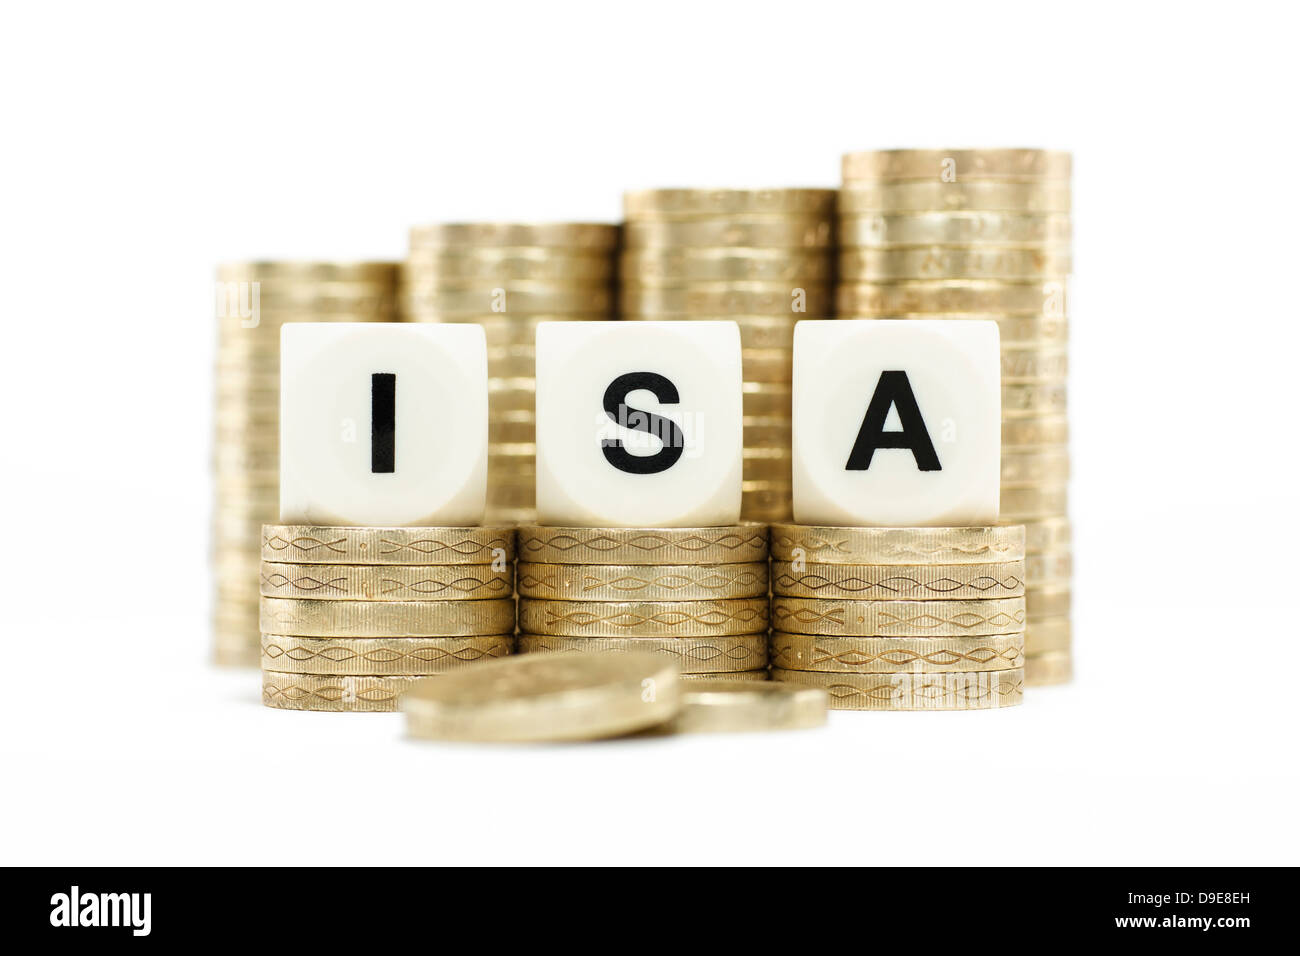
(2, 1), (1296, 865)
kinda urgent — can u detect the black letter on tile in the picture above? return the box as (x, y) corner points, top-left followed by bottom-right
(371, 373), (396, 473)
(846, 370), (941, 471)
(601, 371), (685, 475)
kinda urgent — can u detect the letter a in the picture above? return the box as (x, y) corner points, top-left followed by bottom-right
(845, 370), (941, 471)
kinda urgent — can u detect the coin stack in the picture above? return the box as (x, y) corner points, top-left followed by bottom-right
(212, 261), (400, 667)
(258, 524), (517, 712)
(619, 189), (838, 522)
(514, 525), (771, 680)
(768, 525), (1027, 710)
(401, 223), (620, 524)
(836, 149), (1073, 684)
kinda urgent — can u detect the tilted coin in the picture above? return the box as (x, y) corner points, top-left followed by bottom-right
(839, 246), (1072, 282)
(772, 560), (1025, 600)
(259, 562), (513, 601)
(517, 524), (768, 565)
(1024, 550), (1073, 583)
(620, 283), (832, 317)
(402, 651), (681, 742)
(408, 222), (619, 249)
(1002, 382), (1067, 417)
(771, 597), (1025, 637)
(1026, 587), (1071, 619)
(835, 279), (1067, 317)
(769, 632), (1025, 673)
(519, 598), (768, 637)
(841, 149), (1072, 183)
(1000, 484), (1069, 519)
(623, 219), (833, 249)
(1024, 616), (1071, 654)
(261, 524), (515, 565)
(262, 671), (424, 713)
(769, 524), (1025, 565)
(217, 261), (400, 283)
(620, 248), (832, 283)
(1002, 416), (1069, 447)
(1024, 651), (1072, 686)
(1001, 449), (1070, 485)
(1021, 517), (1072, 554)
(839, 182), (1071, 214)
(771, 667), (1024, 710)
(839, 212), (1072, 246)
(679, 669), (768, 682)
(259, 597), (516, 637)
(261, 634), (513, 675)
(404, 248), (615, 282)
(516, 562), (768, 600)
(654, 679), (827, 734)
(515, 634), (767, 673)
(623, 188), (837, 219)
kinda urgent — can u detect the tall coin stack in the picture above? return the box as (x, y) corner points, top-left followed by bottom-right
(768, 525), (1026, 710)
(258, 524), (517, 712)
(514, 526), (771, 681)
(401, 223), (620, 524)
(619, 189), (838, 522)
(835, 149), (1073, 684)
(212, 261), (399, 667)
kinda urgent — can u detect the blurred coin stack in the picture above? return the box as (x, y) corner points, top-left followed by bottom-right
(768, 525), (1026, 710)
(836, 149), (1073, 685)
(514, 525), (771, 680)
(401, 223), (620, 524)
(619, 189), (837, 521)
(258, 524), (517, 712)
(212, 261), (399, 667)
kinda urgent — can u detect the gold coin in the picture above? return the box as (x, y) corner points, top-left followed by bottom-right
(1025, 551), (1072, 583)
(1003, 382), (1067, 417)
(1027, 587), (1071, 619)
(620, 283), (832, 317)
(623, 188), (837, 219)
(517, 524), (768, 565)
(1000, 484), (1068, 519)
(404, 249), (615, 282)
(742, 347), (794, 384)
(835, 279), (1067, 317)
(1001, 346), (1069, 382)
(259, 597), (516, 637)
(261, 524), (515, 565)
(743, 382), (792, 417)
(771, 597), (1025, 637)
(1021, 517), (1072, 554)
(261, 634), (513, 675)
(515, 634), (767, 673)
(620, 248), (832, 283)
(486, 482), (535, 510)
(770, 524), (1025, 565)
(623, 219), (832, 249)
(488, 418), (536, 444)
(213, 642), (259, 669)
(743, 454), (792, 480)
(1024, 651), (1072, 686)
(1002, 416), (1069, 447)
(744, 419), (793, 448)
(259, 562), (513, 601)
(655, 679), (826, 734)
(771, 667), (1024, 710)
(841, 149), (1071, 183)
(399, 285), (612, 316)
(772, 560), (1025, 600)
(769, 633), (1024, 672)
(1025, 616), (1071, 654)
(217, 261), (400, 282)
(741, 484), (793, 522)
(679, 669), (769, 682)
(840, 246), (1072, 282)
(262, 671), (423, 712)
(408, 222), (619, 250)
(519, 598), (768, 637)
(402, 651), (681, 742)
(839, 212), (1072, 246)
(517, 562), (768, 600)
(839, 182), (1071, 213)
(1001, 449), (1070, 485)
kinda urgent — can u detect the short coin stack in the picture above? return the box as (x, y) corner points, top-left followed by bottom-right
(212, 261), (399, 667)
(514, 525), (771, 680)
(258, 524), (517, 712)
(768, 525), (1027, 710)
(619, 189), (838, 522)
(401, 223), (620, 524)
(835, 149), (1072, 684)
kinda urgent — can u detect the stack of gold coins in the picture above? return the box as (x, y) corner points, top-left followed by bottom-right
(212, 262), (399, 667)
(768, 525), (1026, 710)
(619, 189), (838, 522)
(401, 223), (620, 524)
(258, 524), (517, 712)
(835, 149), (1072, 684)
(514, 525), (771, 680)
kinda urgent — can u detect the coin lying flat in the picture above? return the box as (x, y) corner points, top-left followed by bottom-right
(771, 597), (1025, 638)
(769, 633), (1024, 673)
(835, 279), (1066, 318)
(520, 598), (769, 637)
(623, 219), (833, 249)
(409, 222), (619, 250)
(516, 562), (768, 600)
(517, 525), (768, 565)
(621, 248), (833, 283)
(1024, 651), (1072, 686)
(656, 679), (827, 734)
(515, 634), (767, 673)
(262, 671), (425, 713)
(769, 524), (1025, 565)
(1024, 616), (1071, 654)
(839, 212), (1072, 246)
(259, 597), (516, 637)
(261, 634), (513, 675)
(839, 182), (1071, 214)
(771, 668), (1025, 710)
(259, 562), (513, 600)
(261, 525), (515, 565)
(841, 149), (1072, 183)
(402, 651), (681, 742)
(840, 246), (1072, 281)
(623, 188), (837, 219)
(679, 669), (768, 682)
(772, 560), (1025, 600)
(1021, 517), (1072, 554)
